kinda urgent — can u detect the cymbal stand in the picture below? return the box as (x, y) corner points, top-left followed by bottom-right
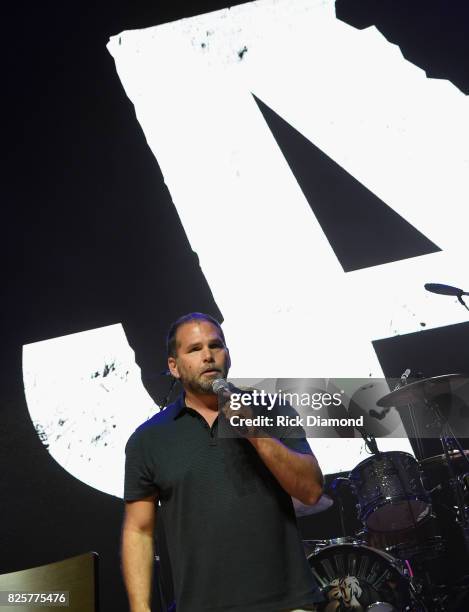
(398, 369), (426, 461)
(430, 404), (469, 553)
(428, 397), (469, 608)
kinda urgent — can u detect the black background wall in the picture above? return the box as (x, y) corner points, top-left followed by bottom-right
(2, 1), (469, 610)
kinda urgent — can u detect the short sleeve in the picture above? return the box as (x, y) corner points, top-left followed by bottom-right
(124, 429), (158, 500)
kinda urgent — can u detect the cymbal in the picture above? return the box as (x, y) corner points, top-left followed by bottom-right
(293, 494), (333, 517)
(376, 374), (468, 408)
(420, 449), (469, 467)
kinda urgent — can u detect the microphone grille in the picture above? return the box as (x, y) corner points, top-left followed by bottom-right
(212, 378), (228, 393)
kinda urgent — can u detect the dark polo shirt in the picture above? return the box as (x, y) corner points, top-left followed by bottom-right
(124, 395), (320, 612)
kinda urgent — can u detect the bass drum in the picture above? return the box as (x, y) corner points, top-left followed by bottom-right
(308, 543), (415, 611)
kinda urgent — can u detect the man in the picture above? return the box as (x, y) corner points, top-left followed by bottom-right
(122, 312), (324, 612)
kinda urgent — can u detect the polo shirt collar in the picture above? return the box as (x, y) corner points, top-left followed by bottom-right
(172, 393), (221, 424)
(173, 393), (188, 419)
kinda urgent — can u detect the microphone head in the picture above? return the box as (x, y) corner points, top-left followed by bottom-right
(424, 283), (463, 297)
(212, 378), (229, 393)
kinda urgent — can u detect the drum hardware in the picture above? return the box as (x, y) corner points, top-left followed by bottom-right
(458, 472), (469, 510)
(350, 372), (431, 533)
(303, 537), (366, 558)
(327, 536), (364, 546)
(303, 373), (469, 610)
(376, 373), (469, 462)
(383, 535), (445, 564)
(365, 604), (397, 611)
(349, 451), (431, 533)
(460, 472), (469, 490)
(376, 374), (469, 413)
(420, 450), (469, 466)
(327, 477), (352, 539)
(430, 416), (469, 559)
(302, 539), (334, 557)
(375, 374), (469, 609)
(362, 516), (446, 563)
(378, 374), (469, 561)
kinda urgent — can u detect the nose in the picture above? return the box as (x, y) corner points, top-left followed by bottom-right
(201, 346), (215, 361)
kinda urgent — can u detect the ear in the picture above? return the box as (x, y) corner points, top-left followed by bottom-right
(225, 347), (231, 371)
(167, 356), (180, 379)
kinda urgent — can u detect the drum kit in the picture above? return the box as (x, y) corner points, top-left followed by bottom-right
(300, 374), (469, 611)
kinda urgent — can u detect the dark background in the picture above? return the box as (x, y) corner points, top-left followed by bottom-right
(2, 0), (469, 610)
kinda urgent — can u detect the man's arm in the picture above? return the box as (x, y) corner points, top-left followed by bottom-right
(248, 436), (323, 505)
(218, 387), (323, 505)
(121, 495), (157, 612)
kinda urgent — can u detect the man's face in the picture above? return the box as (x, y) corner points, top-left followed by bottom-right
(168, 320), (230, 394)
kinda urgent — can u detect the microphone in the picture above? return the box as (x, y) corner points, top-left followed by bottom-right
(212, 378), (230, 393)
(424, 283), (468, 297)
(212, 378), (255, 399)
(425, 283), (469, 312)
(401, 368), (411, 384)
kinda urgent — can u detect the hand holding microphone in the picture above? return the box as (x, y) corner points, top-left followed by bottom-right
(212, 378), (257, 436)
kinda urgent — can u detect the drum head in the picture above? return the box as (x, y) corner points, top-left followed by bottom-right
(308, 543), (411, 611)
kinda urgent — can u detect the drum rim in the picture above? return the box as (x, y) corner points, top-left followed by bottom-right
(349, 450), (418, 476)
(384, 534), (446, 556)
(307, 541), (405, 571)
(361, 495), (431, 530)
(359, 493), (431, 514)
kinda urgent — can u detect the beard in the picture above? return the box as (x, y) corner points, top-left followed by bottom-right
(182, 367), (227, 394)
(186, 377), (215, 394)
